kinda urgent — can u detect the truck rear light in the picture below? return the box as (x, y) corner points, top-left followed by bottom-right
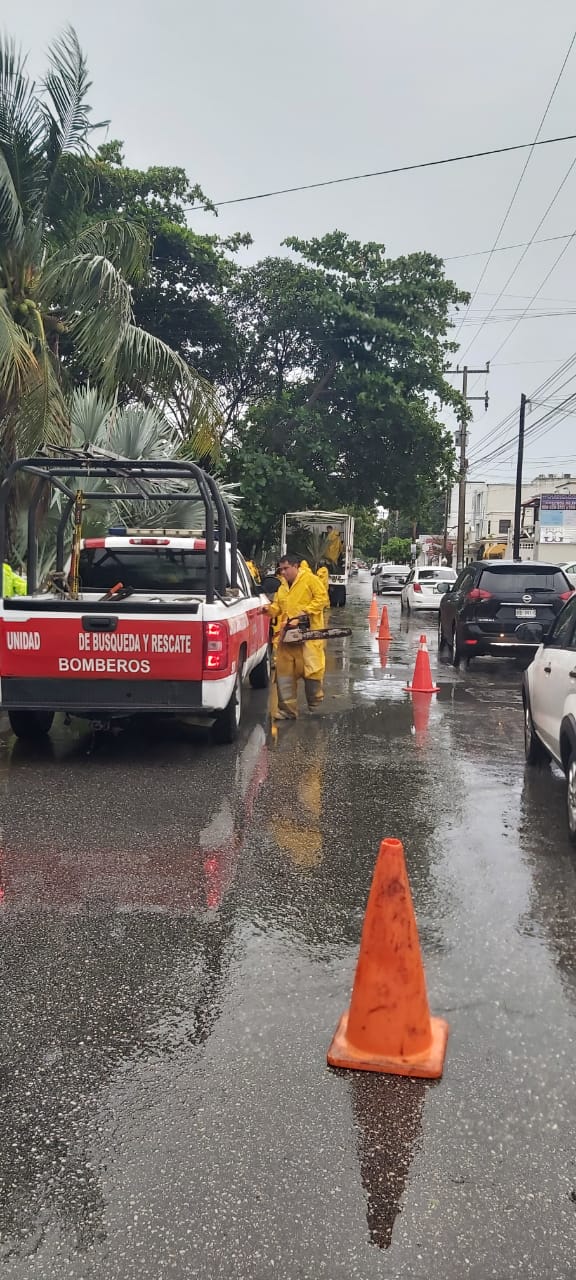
(467, 588), (492, 602)
(203, 621), (229, 672)
(413, 582), (422, 593)
(129, 537), (170, 545)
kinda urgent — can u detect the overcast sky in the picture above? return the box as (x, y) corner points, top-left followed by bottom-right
(10, 0), (576, 485)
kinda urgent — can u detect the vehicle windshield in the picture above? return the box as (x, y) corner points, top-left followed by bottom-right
(79, 547), (222, 593)
(478, 567), (568, 593)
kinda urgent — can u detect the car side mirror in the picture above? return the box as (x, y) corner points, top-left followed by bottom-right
(435, 582), (452, 595)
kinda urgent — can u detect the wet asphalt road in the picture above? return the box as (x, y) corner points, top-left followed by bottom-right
(1, 574), (576, 1279)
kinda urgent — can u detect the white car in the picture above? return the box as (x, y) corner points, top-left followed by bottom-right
(400, 566), (457, 613)
(523, 591), (576, 841)
(561, 561), (576, 586)
(372, 564), (410, 595)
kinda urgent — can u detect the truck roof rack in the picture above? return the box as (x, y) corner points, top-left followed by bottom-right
(0, 448), (238, 604)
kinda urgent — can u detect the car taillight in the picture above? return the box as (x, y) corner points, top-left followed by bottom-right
(560, 589), (574, 601)
(203, 620), (229, 671)
(467, 588), (492, 602)
(413, 582), (422, 593)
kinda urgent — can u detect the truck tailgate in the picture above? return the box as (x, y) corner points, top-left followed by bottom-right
(1, 612), (204, 679)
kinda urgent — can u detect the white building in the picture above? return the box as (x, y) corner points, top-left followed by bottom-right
(449, 474), (576, 561)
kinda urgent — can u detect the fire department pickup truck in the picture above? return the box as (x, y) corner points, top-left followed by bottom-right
(0, 451), (271, 743)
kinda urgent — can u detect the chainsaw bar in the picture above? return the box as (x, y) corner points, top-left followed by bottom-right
(282, 626), (352, 644)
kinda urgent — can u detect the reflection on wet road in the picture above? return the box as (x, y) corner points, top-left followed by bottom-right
(1, 576), (576, 1278)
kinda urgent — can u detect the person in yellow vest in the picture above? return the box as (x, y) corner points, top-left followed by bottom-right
(3, 564), (28, 597)
(269, 554), (330, 719)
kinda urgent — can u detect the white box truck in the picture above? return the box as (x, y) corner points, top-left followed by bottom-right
(281, 511), (355, 607)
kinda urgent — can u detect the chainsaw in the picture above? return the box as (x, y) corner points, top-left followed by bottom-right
(280, 613), (352, 644)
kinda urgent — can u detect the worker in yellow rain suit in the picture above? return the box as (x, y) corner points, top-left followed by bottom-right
(245, 559), (261, 585)
(324, 525), (344, 567)
(269, 554), (330, 719)
(316, 565), (330, 625)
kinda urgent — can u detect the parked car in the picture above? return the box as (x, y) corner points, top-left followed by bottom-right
(401, 566), (457, 613)
(561, 561), (576, 586)
(438, 560), (573, 665)
(523, 591), (576, 842)
(372, 563), (410, 595)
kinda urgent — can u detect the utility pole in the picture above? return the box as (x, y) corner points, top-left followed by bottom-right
(513, 392), (529, 559)
(446, 363), (490, 569)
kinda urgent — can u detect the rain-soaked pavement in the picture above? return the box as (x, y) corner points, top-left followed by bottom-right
(1, 573), (576, 1279)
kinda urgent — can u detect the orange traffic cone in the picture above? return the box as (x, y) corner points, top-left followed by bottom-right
(327, 838), (449, 1078)
(378, 638), (390, 669)
(404, 634), (439, 694)
(368, 595), (378, 622)
(411, 692), (432, 746)
(378, 605), (392, 640)
(369, 616), (378, 635)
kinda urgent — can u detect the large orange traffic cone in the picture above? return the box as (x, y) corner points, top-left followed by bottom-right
(404, 634), (439, 694)
(378, 605), (392, 641)
(327, 838), (449, 1078)
(368, 595), (378, 622)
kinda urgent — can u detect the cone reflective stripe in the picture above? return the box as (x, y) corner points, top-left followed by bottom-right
(404, 634), (439, 694)
(327, 838), (449, 1078)
(368, 596), (379, 621)
(378, 605), (392, 640)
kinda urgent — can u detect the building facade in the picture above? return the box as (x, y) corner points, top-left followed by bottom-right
(449, 475), (576, 562)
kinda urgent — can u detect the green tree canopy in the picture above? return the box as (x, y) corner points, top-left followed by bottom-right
(223, 232), (467, 546)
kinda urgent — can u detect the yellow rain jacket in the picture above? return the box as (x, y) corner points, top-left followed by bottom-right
(246, 559), (261, 584)
(269, 566), (330, 710)
(325, 529), (344, 565)
(316, 566), (330, 624)
(3, 564), (28, 598)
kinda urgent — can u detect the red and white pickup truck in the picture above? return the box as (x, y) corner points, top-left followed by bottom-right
(0, 452), (271, 743)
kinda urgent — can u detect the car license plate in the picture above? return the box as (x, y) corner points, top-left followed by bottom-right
(516, 608), (536, 618)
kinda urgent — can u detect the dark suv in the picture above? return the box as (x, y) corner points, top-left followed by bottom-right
(438, 560), (573, 665)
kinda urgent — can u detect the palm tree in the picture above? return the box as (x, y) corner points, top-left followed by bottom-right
(0, 26), (219, 464)
(15, 386), (239, 579)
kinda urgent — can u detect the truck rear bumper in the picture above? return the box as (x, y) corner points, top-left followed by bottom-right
(0, 676), (231, 717)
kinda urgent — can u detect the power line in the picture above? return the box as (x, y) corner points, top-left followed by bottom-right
(453, 28), (576, 342)
(480, 229), (576, 366)
(469, 388), (576, 471)
(466, 351), (576, 461)
(444, 231), (575, 261)
(460, 151), (576, 359)
(185, 133), (576, 210)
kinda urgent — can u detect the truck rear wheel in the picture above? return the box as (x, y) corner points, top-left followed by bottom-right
(249, 646), (271, 689)
(329, 585), (346, 608)
(213, 666), (243, 744)
(8, 710), (54, 741)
